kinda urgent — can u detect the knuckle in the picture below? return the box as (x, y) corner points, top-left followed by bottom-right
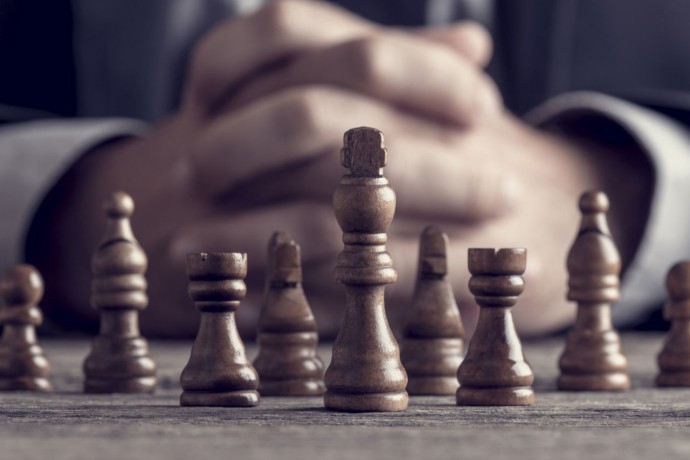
(256, 0), (302, 39)
(271, 88), (327, 144)
(184, 23), (233, 107)
(345, 37), (389, 89)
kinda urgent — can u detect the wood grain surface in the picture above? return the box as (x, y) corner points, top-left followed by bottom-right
(2, 334), (690, 460)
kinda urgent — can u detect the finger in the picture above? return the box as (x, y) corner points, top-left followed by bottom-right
(415, 21), (493, 68)
(167, 201), (342, 272)
(192, 85), (446, 196)
(226, 32), (501, 126)
(166, 200), (351, 338)
(374, 217), (570, 338)
(215, 132), (520, 222)
(184, 0), (378, 113)
(193, 86), (517, 221)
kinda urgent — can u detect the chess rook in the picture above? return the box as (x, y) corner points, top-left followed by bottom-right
(657, 261), (690, 387)
(558, 191), (630, 391)
(324, 127), (408, 412)
(401, 226), (464, 395)
(180, 252), (259, 407)
(253, 232), (325, 396)
(0, 265), (52, 392)
(83, 192), (156, 393)
(456, 248), (534, 406)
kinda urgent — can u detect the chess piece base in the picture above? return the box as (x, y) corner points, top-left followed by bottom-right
(84, 377), (156, 394)
(180, 390), (260, 407)
(324, 390), (408, 412)
(407, 376), (459, 396)
(656, 371), (690, 387)
(557, 373), (630, 391)
(0, 377), (52, 392)
(456, 386), (534, 406)
(259, 379), (325, 396)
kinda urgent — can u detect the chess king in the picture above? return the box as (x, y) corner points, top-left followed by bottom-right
(324, 127), (409, 412)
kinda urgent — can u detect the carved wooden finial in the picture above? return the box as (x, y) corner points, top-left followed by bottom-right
(267, 231), (302, 285)
(418, 226), (448, 277)
(340, 127), (387, 177)
(101, 191), (136, 244)
(666, 262), (690, 307)
(567, 191), (620, 304)
(0, 264), (44, 310)
(577, 190), (611, 235)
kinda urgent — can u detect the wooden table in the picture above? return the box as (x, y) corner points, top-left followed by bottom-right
(2, 334), (689, 460)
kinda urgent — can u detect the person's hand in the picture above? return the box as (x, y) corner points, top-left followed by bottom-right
(29, 0), (512, 337)
(28, 0), (651, 340)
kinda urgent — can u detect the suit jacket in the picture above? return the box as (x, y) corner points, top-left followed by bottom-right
(0, 0), (689, 328)
(2, 0), (690, 119)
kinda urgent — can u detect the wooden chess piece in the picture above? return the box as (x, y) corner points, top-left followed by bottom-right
(83, 191), (157, 393)
(180, 252), (260, 407)
(400, 226), (464, 395)
(456, 248), (534, 406)
(0, 264), (52, 391)
(253, 232), (325, 396)
(656, 261), (690, 387)
(324, 127), (408, 412)
(558, 191), (630, 391)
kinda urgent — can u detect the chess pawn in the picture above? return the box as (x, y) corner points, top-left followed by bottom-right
(180, 252), (260, 407)
(0, 265), (52, 391)
(83, 191), (157, 393)
(456, 248), (534, 406)
(324, 127), (408, 412)
(558, 191), (630, 391)
(656, 261), (690, 387)
(253, 232), (325, 396)
(400, 226), (464, 395)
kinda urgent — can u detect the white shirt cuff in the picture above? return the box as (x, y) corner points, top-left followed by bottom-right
(527, 91), (690, 327)
(0, 118), (146, 268)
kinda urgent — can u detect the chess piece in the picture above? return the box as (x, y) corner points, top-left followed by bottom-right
(456, 248), (534, 406)
(83, 191), (157, 393)
(0, 264), (52, 391)
(400, 226), (464, 395)
(657, 261), (690, 387)
(180, 252), (260, 407)
(253, 232), (325, 396)
(324, 127), (408, 412)
(558, 191), (630, 391)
